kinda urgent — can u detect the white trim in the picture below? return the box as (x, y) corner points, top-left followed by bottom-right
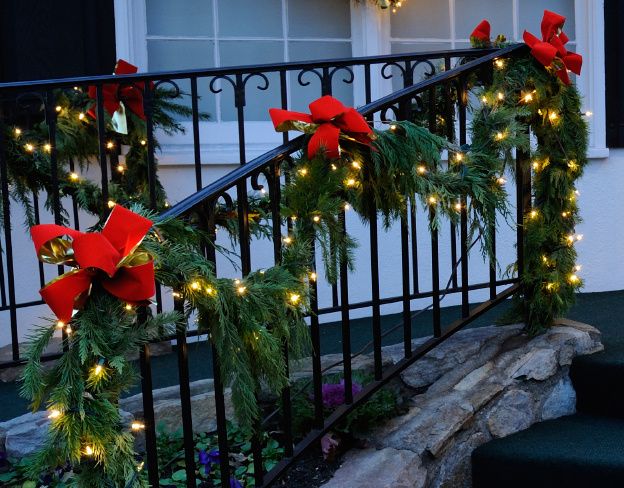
(113, 0), (148, 71)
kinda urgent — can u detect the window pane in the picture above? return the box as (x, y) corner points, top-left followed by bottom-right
(218, 0), (283, 37)
(288, 0), (351, 39)
(147, 40), (217, 119)
(219, 41), (284, 121)
(519, 0), (575, 41)
(391, 2), (450, 39)
(288, 41), (353, 112)
(455, 0), (513, 40)
(146, 0), (214, 37)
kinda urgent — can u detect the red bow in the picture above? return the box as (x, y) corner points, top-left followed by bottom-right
(523, 10), (582, 85)
(88, 59), (150, 120)
(269, 96), (374, 159)
(31, 205), (155, 323)
(470, 20), (491, 44)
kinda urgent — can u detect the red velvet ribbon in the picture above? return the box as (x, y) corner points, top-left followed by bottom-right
(31, 205), (155, 323)
(470, 20), (491, 43)
(88, 59), (151, 120)
(522, 10), (582, 85)
(269, 95), (374, 159)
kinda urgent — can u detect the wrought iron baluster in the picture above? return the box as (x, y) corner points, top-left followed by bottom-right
(204, 206), (231, 487)
(0, 108), (18, 360)
(174, 293), (197, 487)
(190, 77), (203, 191)
(458, 77), (470, 318)
(339, 210), (353, 404)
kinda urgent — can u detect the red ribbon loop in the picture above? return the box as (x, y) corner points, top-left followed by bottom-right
(88, 59), (151, 120)
(523, 10), (582, 85)
(269, 95), (374, 159)
(31, 205), (155, 323)
(470, 20), (491, 43)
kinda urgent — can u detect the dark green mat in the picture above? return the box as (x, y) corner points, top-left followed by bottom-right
(472, 414), (624, 488)
(1, 290), (623, 422)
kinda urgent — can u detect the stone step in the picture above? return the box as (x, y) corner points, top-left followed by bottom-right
(472, 414), (624, 488)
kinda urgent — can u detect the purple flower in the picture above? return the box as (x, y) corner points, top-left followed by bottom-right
(321, 380), (363, 408)
(230, 478), (243, 488)
(198, 449), (220, 475)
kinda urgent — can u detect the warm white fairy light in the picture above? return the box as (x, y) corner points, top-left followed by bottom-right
(417, 165), (427, 174)
(48, 409), (62, 419)
(140, 139), (147, 146)
(237, 285), (247, 295)
(298, 168), (308, 176)
(497, 92), (505, 101)
(345, 178), (356, 187)
(283, 236), (292, 245)
(428, 195), (437, 205)
(84, 445), (94, 456)
(43, 143), (52, 152)
(309, 272), (317, 281)
(107, 200), (116, 209)
(78, 113), (85, 121)
(494, 59), (505, 69)
(24, 143), (35, 152)
(568, 274), (580, 284)
(57, 320), (65, 329)
(497, 177), (507, 185)
(289, 293), (301, 304)
(312, 215), (321, 223)
(529, 210), (538, 219)
(131, 421), (145, 431)
(351, 161), (361, 169)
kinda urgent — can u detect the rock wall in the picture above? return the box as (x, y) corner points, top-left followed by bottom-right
(321, 319), (602, 488)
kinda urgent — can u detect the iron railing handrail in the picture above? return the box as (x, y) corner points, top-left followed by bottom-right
(160, 43), (527, 221)
(0, 47), (503, 91)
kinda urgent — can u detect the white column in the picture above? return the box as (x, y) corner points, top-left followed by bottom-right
(113, 0), (149, 71)
(350, 2), (392, 110)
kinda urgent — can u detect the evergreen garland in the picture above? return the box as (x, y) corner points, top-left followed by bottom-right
(281, 120), (510, 282)
(473, 54), (588, 334)
(20, 207), (311, 487)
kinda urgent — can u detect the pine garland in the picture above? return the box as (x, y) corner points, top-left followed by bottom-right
(473, 54), (588, 334)
(19, 207), (311, 486)
(282, 120), (510, 282)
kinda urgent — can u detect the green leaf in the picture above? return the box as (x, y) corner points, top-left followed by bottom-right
(172, 469), (187, 482)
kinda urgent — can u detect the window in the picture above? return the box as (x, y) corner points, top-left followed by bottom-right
(145, 0), (353, 121)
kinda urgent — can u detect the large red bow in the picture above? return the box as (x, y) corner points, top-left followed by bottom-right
(269, 96), (374, 159)
(523, 10), (582, 85)
(31, 205), (155, 323)
(88, 59), (150, 120)
(470, 20), (491, 44)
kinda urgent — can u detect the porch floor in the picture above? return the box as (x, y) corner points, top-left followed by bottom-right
(1, 290), (622, 422)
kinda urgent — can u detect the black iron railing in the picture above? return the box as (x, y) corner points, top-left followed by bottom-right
(0, 44), (529, 487)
